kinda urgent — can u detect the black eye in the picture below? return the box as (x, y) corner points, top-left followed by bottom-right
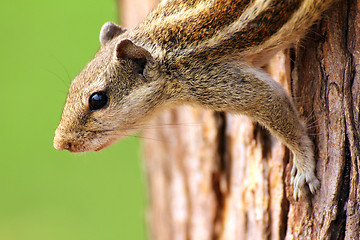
(89, 91), (109, 111)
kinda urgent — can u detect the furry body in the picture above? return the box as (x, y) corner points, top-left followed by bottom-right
(54, 0), (336, 199)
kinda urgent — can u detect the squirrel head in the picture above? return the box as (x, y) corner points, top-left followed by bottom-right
(54, 22), (164, 152)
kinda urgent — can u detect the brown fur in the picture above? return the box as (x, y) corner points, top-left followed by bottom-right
(54, 0), (337, 199)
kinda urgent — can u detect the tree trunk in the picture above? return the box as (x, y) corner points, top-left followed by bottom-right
(119, 0), (360, 239)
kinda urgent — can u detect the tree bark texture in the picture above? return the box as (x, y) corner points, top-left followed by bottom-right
(119, 0), (360, 239)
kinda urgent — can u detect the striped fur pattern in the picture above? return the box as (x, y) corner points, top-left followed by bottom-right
(134, 0), (334, 64)
(54, 0), (336, 200)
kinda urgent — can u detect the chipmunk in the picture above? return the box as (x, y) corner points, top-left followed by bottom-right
(54, 0), (336, 200)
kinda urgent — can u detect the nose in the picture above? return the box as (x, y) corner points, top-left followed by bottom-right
(53, 138), (72, 151)
(53, 127), (72, 151)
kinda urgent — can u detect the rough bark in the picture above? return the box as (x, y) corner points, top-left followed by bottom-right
(119, 0), (360, 239)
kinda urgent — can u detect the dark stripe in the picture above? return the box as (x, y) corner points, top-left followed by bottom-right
(192, 0), (303, 59)
(230, 0), (302, 49)
(146, 0), (253, 49)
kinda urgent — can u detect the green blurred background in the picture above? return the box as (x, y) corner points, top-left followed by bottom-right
(0, 0), (146, 239)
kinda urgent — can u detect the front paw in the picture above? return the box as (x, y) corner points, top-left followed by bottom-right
(290, 164), (320, 201)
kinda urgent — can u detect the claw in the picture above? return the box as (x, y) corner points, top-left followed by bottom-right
(290, 165), (296, 185)
(293, 188), (302, 201)
(291, 165), (297, 177)
(291, 167), (320, 200)
(307, 176), (320, 194)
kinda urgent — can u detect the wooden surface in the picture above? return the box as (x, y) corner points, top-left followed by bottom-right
(119, 0), (360, 239)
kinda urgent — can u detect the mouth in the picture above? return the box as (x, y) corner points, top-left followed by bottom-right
(57, 143), (108, 153)
(93, 137), (119, 152)
(94, 144), (107, 152)
(54, 127), (123, 153)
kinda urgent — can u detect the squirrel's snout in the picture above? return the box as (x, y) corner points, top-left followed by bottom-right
(53, 127), (73, 151)
(53, 138), (71, 151)
(53, 126), (101, 153)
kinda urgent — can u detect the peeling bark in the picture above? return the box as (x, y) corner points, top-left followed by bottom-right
(119, 0), (360, 239)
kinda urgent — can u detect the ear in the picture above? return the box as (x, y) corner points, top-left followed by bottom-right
(115, 39), (153, 75)
(100, 22), (126, 46)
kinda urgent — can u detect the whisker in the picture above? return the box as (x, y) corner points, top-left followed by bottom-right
(308, 132), (325, 137)
(306, 114), (326, 129)
(100, 130), (166, 143)
(306, 120), (321, 129)
(129, 134), (166, 143)
(45, 69), (69, 92)
(93, 122), (202, 133)
(97, 128), (133, 132)
(132, 122), (202, 128)
(51, 55), (72, 85)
